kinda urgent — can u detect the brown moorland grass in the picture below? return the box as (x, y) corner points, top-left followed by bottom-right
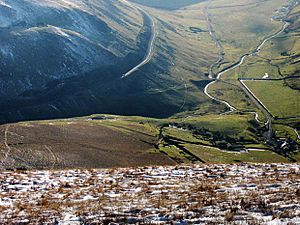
(0, 120), (175, 170)
(0, 164), (299, 224)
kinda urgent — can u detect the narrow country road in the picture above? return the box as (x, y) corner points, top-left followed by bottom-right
(239, 79), (273, 140)
(204, 19), (289, 117)
(204, 7), (224, 80)
(203, 81), (237, 112)
(202, 1), (293, 141)
(120, 0), (157, 78)
(294, 128), (300, 140)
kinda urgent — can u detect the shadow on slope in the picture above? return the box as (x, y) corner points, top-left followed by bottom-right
(0, 13), (193, 124)
(130, 0), (207, 10)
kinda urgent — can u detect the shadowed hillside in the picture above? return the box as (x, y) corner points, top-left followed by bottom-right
(131, 0), (207, 10)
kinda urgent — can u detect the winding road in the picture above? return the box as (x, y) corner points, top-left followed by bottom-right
(201, 2), (294, 142)
(204, 7), (224, 80)
(120, 0), (157, 79)
(204, 20), (289, 117)
(294, 128), (300, 140)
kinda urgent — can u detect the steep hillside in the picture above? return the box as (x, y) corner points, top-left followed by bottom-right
(0, 0), (223, 124)
(0, 0), (143, 94)
(0, 0), (151, 122)
(0, 0), (218, 123)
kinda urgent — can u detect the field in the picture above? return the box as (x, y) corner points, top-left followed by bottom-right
(205, 80), (257, 110)
(207, 0), (300, 117)
(158, 114), (292, 163)
(242, 79), (300, 118)
(0, 116), (174, 170)
(0, 163), (299, 224)
(185, 144), (288, 163)
(0, 112), (297, 170)
(207, 0), (286, 71)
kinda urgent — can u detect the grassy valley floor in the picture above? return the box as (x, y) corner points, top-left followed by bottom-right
(0, 113), (298, 170)
(241, 78), (300, 119)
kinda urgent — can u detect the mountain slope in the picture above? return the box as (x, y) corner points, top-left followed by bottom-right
(0, 0), (144, 115)
(0, 0), (201, 123)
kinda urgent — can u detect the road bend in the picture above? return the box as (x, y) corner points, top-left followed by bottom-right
(204, 18), (289, 117)
(120, 0), (157, 78)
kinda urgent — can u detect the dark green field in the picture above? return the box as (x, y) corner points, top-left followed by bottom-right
(243, 79), (300, 118)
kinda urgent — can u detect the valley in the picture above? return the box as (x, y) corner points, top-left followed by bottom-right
(0, 0), (299, 168)
(0, 0), (300, 223)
